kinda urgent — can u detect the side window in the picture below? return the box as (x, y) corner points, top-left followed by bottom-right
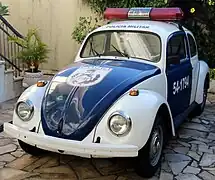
(188, 34), (197, 57)
(167, 34), (186, 60)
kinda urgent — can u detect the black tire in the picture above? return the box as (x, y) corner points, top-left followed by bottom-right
(135, 115), (165, 178)
(190, 80), (208, 117)
(18, 140), (47, 156)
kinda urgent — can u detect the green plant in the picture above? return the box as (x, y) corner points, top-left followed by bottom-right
(8, 28), (49, 73)
(72, 16), (103, 44)
(0, 2), (9, 16)
(210, 68), (215, 80)
(82, 0), (167, 14)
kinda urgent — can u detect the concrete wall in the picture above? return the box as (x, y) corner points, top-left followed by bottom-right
(1, 0), (94, 71)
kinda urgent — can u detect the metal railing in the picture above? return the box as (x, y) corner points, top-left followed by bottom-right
(0, 15), (24, 77)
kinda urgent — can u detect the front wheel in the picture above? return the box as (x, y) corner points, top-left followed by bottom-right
(18, 140), (47, 156)
(135, 115), (165, 178)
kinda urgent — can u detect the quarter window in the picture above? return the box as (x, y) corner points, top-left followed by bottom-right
(167, 34), (186, 60)
(188, 34), (197, 57)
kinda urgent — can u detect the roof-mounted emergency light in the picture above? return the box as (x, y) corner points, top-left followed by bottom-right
(104, 7), (184, 21)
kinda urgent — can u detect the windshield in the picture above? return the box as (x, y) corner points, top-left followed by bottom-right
(80, 31), (161, 62)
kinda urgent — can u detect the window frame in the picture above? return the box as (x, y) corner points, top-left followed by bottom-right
(187, 33), (197, 58)
(83, 33), (108, 57)
(166, 31), (188, 64)
(80, 30), (162, 63)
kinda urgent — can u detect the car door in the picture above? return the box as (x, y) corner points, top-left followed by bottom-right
(166, 32), (192, 124)
(186, 33), (199, 104)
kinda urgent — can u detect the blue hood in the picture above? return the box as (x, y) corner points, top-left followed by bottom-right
(41, 59), (161, 141)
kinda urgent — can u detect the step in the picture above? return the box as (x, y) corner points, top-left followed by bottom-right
(4, 69), (14, 74)
(3, 73), (24, 102)
(14, 76), (24, 82)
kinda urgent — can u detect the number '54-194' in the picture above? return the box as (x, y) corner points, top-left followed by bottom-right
(173, 75), (190, 95)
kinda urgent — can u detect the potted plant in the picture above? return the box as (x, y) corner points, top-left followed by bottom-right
(8, 28), (49, 87)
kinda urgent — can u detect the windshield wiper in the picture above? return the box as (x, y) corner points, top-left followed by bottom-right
(111, 44), (130, 58)
(90, 41), (101, 57)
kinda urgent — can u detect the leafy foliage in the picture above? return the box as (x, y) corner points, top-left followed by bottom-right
(72, 16), (103, 44)
(0, 2), (9, 16)
(8, 29), (50, 72)
(82, 0), (167, 14)
(177, 1), (215, 68)
(73, 0), (167, 43)
(210, 68), (215, 80)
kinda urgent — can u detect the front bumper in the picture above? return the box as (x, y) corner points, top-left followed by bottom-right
(4, 123), (138, 158)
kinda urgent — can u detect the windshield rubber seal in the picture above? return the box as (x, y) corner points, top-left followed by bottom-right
(79, 29), (162, 63)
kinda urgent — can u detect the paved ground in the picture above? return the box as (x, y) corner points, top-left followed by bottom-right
(1, 94), (215, 180)
(0, 98), (17, 131)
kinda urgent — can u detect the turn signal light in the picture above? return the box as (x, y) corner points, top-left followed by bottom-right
(129, 89), (139, 96)
(37, 80), (47, 87)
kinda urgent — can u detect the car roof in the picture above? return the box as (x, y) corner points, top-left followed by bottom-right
(94, 20), (189, 38)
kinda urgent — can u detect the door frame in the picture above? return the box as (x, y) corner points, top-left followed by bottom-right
(165, 30), (193, 120)
(185, 32), (199, 104)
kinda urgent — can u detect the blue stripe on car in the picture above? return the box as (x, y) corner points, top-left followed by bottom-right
(41, 59), (161, 141)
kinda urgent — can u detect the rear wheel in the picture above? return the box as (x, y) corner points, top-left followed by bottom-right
(18, 140), (47, 156)
(135, 115), (165, 178)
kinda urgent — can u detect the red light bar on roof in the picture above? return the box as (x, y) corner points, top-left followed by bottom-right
(104, 7), (184, 21)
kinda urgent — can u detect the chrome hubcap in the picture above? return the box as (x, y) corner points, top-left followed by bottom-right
(149, 125), (163, 166)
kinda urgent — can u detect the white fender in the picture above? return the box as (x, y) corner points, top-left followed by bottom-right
(12, 83), (48, 130)
(94, 90), (174, 150)
(195, 61), (209, 104)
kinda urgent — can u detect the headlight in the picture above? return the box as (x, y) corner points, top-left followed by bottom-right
(16, 100), (34, 121)
(108, 111), (132, 136)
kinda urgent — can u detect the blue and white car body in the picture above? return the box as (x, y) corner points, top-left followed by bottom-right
(4, 7), (209, 177)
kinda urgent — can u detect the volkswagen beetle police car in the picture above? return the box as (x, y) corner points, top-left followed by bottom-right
(4, 7), (210, 178)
